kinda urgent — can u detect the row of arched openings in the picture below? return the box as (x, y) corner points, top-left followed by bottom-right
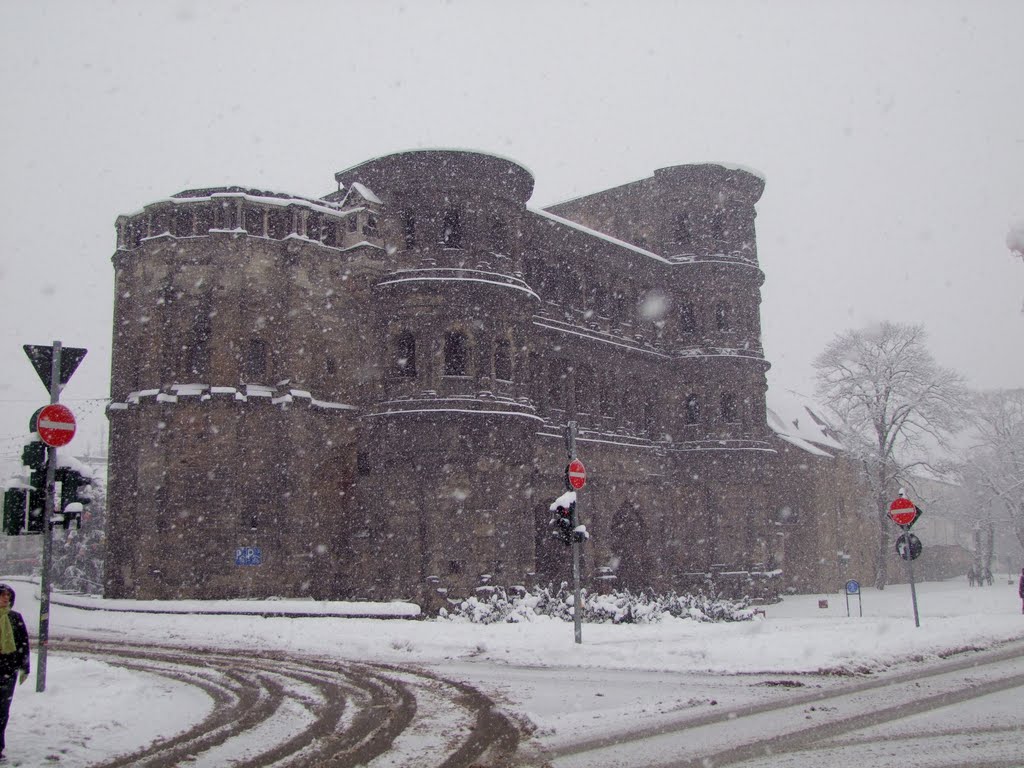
(393, 330), (513, 381)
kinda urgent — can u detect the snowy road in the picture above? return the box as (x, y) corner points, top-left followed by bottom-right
(4, 578), (1023, 767)
(48, 637), (1024, 767)
(52, 640), (519, 768)
(505, 640), (1024, 767)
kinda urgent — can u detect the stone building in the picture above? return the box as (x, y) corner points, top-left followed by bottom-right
(104, 149), (858, 603)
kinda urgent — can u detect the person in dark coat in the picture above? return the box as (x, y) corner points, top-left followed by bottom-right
(0, 584), (31, 761)
(1018, 568), (1024, 614)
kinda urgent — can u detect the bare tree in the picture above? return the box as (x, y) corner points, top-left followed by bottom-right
(814, 322), (968, 589)
(958, 389), (1024, 558)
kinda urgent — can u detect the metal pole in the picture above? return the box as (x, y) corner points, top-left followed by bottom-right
(37, 340), (61, 692)
(565, 421), (582, 645)
(905, 530), (921, 628)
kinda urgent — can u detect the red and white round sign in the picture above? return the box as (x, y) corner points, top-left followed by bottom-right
(566, 459), (587, 490)
(888, 496), (917, 527)
(36, 403), (76, 447)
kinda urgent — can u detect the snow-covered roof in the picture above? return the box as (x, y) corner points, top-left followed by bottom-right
(347, 182), (382, 205)
(765, 388), (845, 457)
(528, 207), (670, 264)
(122, 190), (357, 220)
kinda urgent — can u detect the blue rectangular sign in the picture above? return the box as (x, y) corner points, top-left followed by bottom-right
(235, 546), (262, 566)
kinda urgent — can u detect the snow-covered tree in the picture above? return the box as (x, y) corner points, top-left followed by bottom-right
(957, 389), (1024, 558)
(814, 322), (968, 589)
(53, 472), (106, 594)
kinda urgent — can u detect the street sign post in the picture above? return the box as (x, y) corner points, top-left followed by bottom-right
(23, 340), (86, 693)
(890, 491), (923, 628)
(845, 579), (862, 617)
(36, 404), (77, 448)
(564, 422), (584, 645)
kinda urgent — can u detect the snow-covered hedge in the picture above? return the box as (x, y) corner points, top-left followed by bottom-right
(436, 585), (756, 624)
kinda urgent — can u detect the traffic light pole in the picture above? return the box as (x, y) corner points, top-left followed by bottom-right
(36, 341), (61, 693)
(902, 525), (921, 629)
(565, 421), (582, 645)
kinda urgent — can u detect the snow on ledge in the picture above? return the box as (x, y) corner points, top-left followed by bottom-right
(112, 384), (357, 413)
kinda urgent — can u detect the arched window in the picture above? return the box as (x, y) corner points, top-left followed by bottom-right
(395, 331), (416, 378)
(306, 214), (321, 241)
(674, 213), (692, 246)
(494, 338), (512, 381)
(403, 212), (416, 249)
(244, 207), (264, 236)
(721, 393), (739, 423)
(680, 302), (698, 334)
(267, 210), (290, 239)
(185, 304), (211, 377)
(715, 301), (731, 331)
(710, 208), (727, 240)
(685, 394), (701, 424)
(574, 364), (596, 414)
(489, 216), (508, 253)
(171, 208), (191, 237)
(444, 331), (468, 376)
(245, 339), (267, 380)
(441, 208), (462, 248)
(194, 206), (214, 236)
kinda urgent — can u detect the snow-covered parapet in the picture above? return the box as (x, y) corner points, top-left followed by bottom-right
(109, 384), (357, 414)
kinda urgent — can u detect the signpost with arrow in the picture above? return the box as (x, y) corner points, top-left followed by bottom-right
(21, 341), (87, 692)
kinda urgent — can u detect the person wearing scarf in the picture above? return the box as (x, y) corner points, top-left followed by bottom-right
(0, 584), (30, 762)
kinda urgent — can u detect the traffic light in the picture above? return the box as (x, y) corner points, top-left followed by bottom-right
(551, 502), (575, 546)
(26, 440), (50, 533)
(55, 467), (92, 530)
(21, 440), (47, 470)
(27, 469), (48, 533)
(3, 488), (27, 536)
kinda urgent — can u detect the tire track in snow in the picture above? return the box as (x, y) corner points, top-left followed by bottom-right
(52, 640), (520, 767)
(535, 640), (1024, 768)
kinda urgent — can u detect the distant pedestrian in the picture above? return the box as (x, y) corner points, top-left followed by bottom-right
(968, 565), (977, 587)
(1018, 568), (1024, 614)
(0, 584), (31, 762)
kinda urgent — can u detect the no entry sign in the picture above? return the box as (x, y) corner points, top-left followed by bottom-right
(566, 459), (587, 490)
(36, 403), (76, 447)
(888, 495), (919, 527)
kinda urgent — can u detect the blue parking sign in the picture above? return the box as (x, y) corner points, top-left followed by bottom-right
(235, 546), (262, 566)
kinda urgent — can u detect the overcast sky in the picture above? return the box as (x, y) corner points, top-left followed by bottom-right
(1, 0), (1022, 473)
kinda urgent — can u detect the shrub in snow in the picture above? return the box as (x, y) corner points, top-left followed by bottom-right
(436, 585), (755, 624)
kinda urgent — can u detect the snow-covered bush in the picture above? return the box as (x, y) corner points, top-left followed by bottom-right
(436, 585), (755, 624)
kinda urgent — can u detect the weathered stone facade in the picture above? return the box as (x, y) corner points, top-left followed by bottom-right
(105, 149), (840, 604)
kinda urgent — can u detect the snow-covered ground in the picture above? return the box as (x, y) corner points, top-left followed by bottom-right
(2, 575), (1023, 766)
